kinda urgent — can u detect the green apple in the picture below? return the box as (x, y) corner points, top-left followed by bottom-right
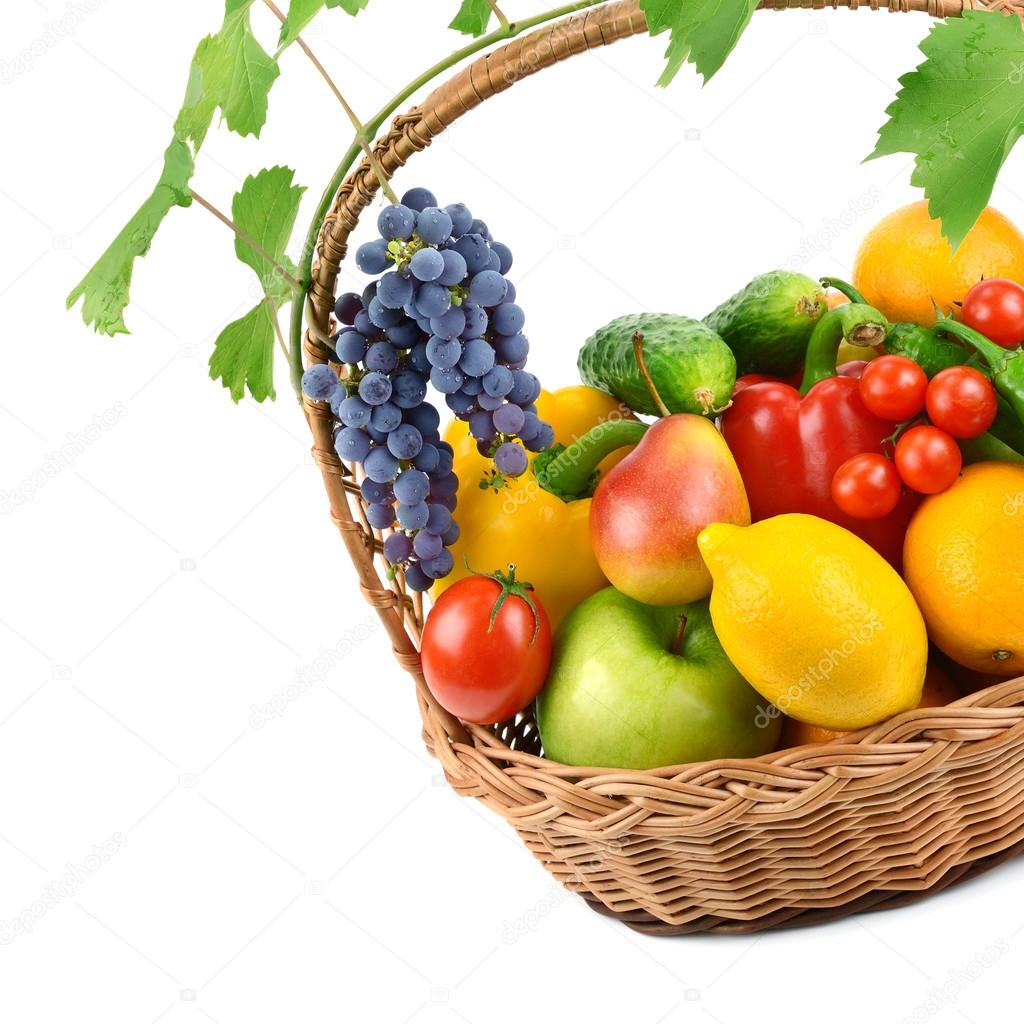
(536, 587), (780, 769)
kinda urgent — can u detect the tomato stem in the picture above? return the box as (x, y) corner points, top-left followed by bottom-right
(468, 562), (543, 645)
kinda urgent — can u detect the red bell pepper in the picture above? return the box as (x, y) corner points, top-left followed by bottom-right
(721, 303), (920, 569)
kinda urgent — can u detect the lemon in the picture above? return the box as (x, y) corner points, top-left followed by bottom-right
(697, 514), (927, 730)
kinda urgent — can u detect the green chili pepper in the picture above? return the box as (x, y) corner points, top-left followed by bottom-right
(959, 431), (1024, 466)
(934, 318), (1024, 427)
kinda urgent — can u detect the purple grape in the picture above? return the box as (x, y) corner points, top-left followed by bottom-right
(425, 335), (461, 370)
(368, 297), (404, 329)
(334, 292), (362, 324)
(430, 366), (465, 394)
(407, 343), (430, 373)
(358, 371), (392, 406)
(493, 441), (528, 477)
(394, 469), (429, 505)
(383, 532), (413, 563)
(397, 501), (429, 530)
(477, 391), (504, 412)
(335, 426), (371, 462)
(486, 249), (501, 272)
(301, 364), (337, 402)
(353, 310), (377, 337)
(508, 370), (540, 405)
(491, 242), (513, 274)
(421, 549), (454, 580)
(365, 341), (398, 373)
(445, 203), (473, 237)
(461, 376), (483, 396)
(459, 338), (495, 378)
(441, 521), (460, 546)
(404, 403), (440, 435)
(366, 502), (396, 529)
(438, 248), (468, 286)
(434, 443), (454, 476)
(494, 333), (528, 363)
(402, 187), (437, 213)
(518, 411), (541, 442)
(470, 219), (490, 238)
(336, 330), (367, 364)
(434, 491), (458, 512)
(369, 401), (402, 433)
(446, 391), (476, 417)
(468, 409), (496, 441)
(453, 234), (490, 274)
(483, 365), (514, 398)
(461, 302), (488, 339)
(362, 281), (378, 306)
(425, 503), (452, 535)
(469, 270), (508, 308)
(386, 320), (423, 349)
(329, 386), (346, 417)
(415, 282), (451, 319)
(493, 403), (525, 435)
(430, 306), (466, 341)
(409, 248), (445, 283)
(377, 271), (414, 310)
(387, 423), (423, 460)
(430, 472), (460, 499)
(413, 531), (443, 561)
(492, 302), (525, 335)
(366, 424), (389, 444)
(413, 443), (440, 473)
(378, 204), (415, 241)
(356, 239), (390, 275)
(361, 478), (392, 504)
(364, 446), (400, 482)
(416, 207), (453, 245)
(404, 562), (432, 592)
(391, 370), (427, 409)
(525, 422), (555, 453)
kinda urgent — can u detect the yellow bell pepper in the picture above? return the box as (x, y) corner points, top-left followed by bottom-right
(433, 386), (638, 628)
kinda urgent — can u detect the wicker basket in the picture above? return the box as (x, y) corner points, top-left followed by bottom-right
(301, 0), (1024, 935)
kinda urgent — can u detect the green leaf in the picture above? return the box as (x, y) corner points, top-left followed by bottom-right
(232, 166), (306, 302)
(209, 302), (278, 403)
(66, 139), (194, 335)
(449, 0), (492, 37)
(175, 0), (280, 150)
(638, 0), (759, 86)
(208, 167), (305, 401)
(869, 10), (1024, 250)
(277, 0), (370, 51)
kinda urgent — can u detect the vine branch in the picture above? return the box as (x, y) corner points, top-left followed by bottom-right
(261, 0), (399, 204)
(191, 189), (303, 293)
(487, 0), (511, 29)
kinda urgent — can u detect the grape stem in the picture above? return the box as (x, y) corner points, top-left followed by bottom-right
(286, 0), (612, 399)
(191, 189), (304, 294)
(261, 0), (399, 204)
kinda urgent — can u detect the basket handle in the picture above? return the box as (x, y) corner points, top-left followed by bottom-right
(299, 0), (1002, 762)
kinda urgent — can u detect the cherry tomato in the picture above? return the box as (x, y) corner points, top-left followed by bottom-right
(961, 278), (1024, 349)
(925, 365), (998, 438)
(859, 355), (928, 421)
(894, 425), (962, 494)
(420, 566), (551, 724)
(831, 453), (903, 520)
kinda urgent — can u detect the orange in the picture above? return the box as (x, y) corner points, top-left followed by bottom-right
(904, 463), (1024, 676)
(780, 661), (958, 748)
(852, 201), (1024, 326)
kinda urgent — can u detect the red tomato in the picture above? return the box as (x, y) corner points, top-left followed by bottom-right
(831, 453), (903, 520)
(420, 567), (551, 724)
(894, 425), (962, 494)
(961, 278), (1024, 349)
(925, 366), (998, 438)
(859, 355), (928, 421)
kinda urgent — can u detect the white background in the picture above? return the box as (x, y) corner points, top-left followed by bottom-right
(4, 2), (1024, 1022)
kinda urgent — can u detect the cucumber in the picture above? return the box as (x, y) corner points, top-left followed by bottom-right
(704, 270), (827, 375)
(577, 313), (735, 417)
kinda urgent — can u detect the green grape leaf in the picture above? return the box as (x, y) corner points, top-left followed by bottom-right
(869, 10), (1024, 250)
(638, 0), (759, 86)
(232, 166), (306, 302)
(208, 167), (305, 402)
(277, 0), (370, 51)
(449, 0), (492, 37)
(209, 302), (278, 403)
(66, 139), (194, 335)
(175, 0), (280, 150)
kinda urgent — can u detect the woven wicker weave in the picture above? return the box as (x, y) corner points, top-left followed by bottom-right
(302, 0), (1024, 934)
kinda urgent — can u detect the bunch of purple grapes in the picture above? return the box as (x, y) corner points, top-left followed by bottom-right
(301, 186), (553, 591)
